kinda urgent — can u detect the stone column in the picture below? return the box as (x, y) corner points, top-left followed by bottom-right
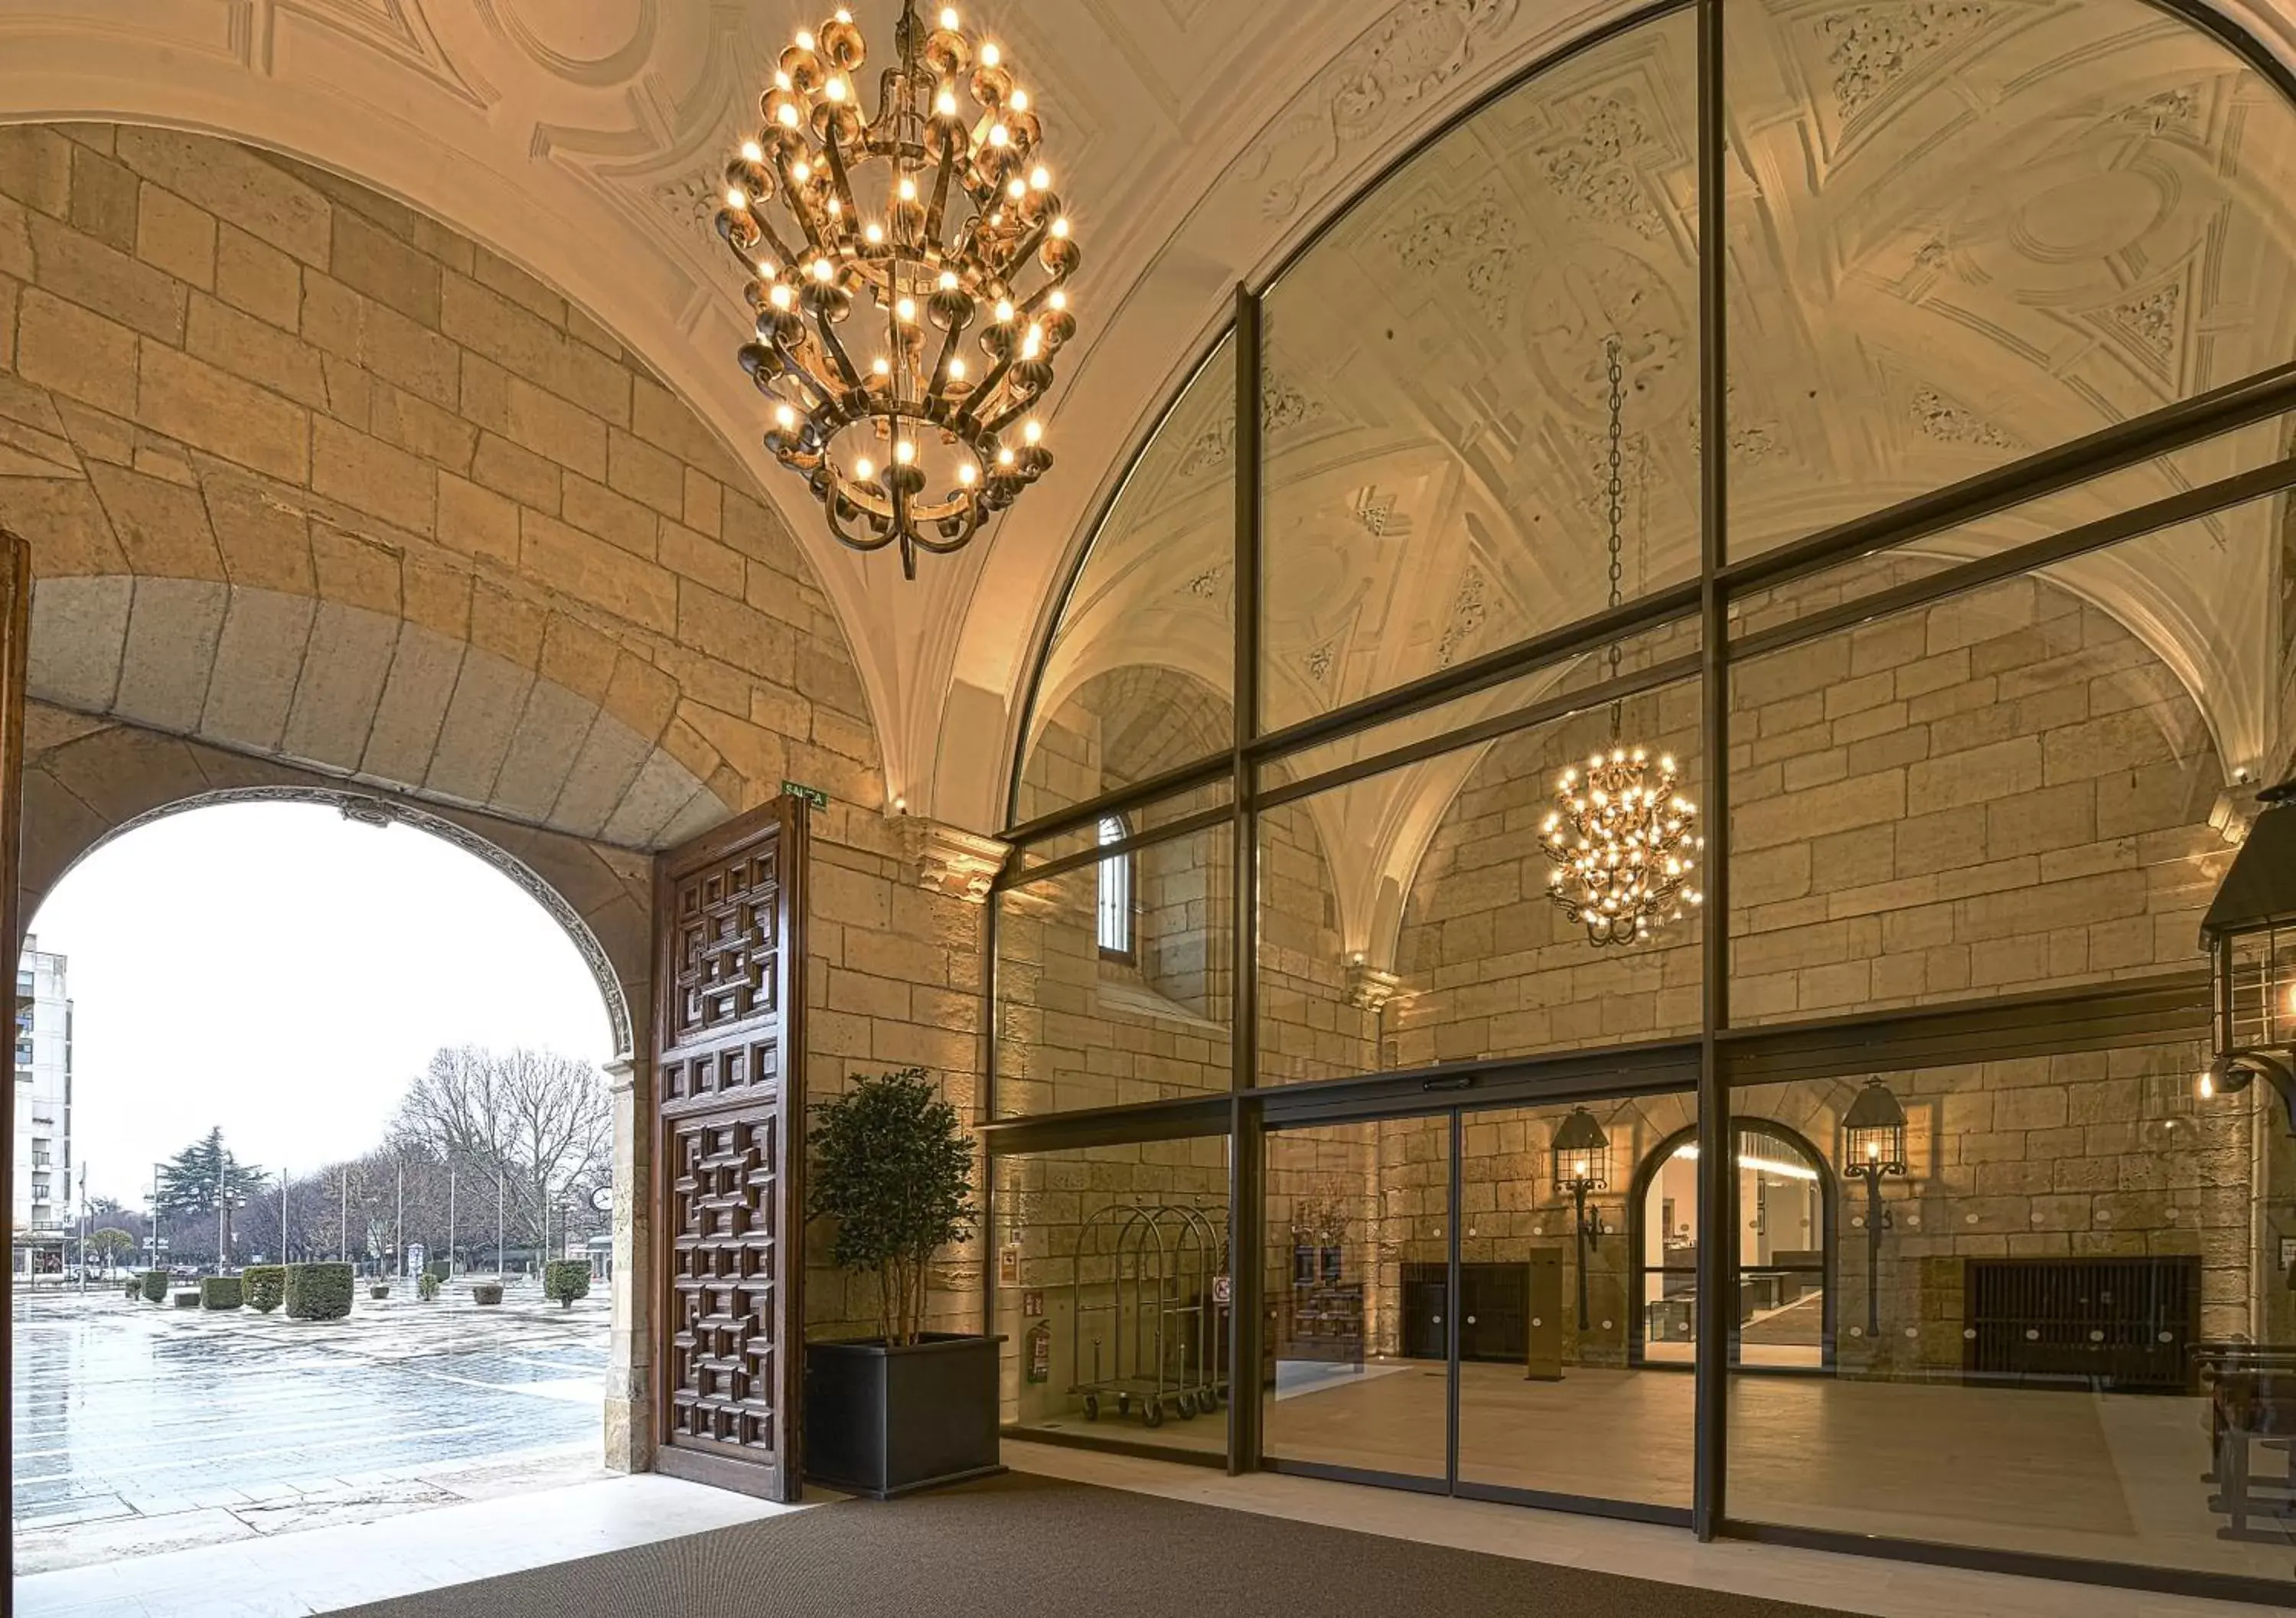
(604, 1055), (654, 1473)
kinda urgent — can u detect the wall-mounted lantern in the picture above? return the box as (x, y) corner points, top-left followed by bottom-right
(2199, 781), (2296, 1133)
(1841, 1078), (1907, 1340)
(1551, 1107), (1610, 1333)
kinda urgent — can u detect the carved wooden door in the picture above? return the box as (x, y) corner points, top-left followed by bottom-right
(652, 798), (807, 1500)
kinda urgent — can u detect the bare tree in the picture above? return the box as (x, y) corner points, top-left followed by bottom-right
(390, 1046), (610, 1254)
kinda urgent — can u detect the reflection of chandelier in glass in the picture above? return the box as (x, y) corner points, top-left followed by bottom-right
(716, 2), (1078, 577)
(1539, 334), (1704, 948)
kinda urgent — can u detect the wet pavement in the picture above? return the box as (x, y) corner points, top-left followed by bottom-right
(11, 1280), (608, 1572)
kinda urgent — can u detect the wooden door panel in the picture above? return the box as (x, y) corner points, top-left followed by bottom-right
(652, 798), (806, 1501)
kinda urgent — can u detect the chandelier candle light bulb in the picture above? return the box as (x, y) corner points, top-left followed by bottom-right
(717, 0), (1079, 576)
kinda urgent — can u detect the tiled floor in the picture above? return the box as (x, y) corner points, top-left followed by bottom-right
(1021, 1355), (2296, 1582)
(13, 1473), (804, 1618)
(12, 1284), (609, 1572)
(1003, 1440), (2296, 1618)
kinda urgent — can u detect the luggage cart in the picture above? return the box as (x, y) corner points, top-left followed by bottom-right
(1067, 1202), (1229, 1428)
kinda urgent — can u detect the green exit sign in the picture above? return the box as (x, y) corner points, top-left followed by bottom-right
(781, 780), (828, 811)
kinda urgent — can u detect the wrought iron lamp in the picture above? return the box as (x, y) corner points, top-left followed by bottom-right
(1551, 1107), (1610, 1333)
(1540, 334), (1703, 946)
(1841, 1078), (1907, 1339)
(2198, 780), (2296, 1132)
(716, 1), (1078, 577)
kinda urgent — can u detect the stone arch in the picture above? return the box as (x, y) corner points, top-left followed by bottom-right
(0, 120), (884, 854)
(21, 703), (651, 1059)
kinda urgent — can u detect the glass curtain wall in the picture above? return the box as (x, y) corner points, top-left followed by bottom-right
(986, 0), (2296, 1600)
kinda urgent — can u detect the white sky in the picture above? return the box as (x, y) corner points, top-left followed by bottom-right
(28, 802), (617, 1208)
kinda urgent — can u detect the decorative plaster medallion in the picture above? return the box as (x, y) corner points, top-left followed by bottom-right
(1180, 377), (1324, 475)
(1910, 384), (2017, 449)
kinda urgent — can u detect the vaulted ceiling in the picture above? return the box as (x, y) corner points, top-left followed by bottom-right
(4, 0), (2296, 840)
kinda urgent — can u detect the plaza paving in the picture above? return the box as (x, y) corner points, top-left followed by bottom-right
(11, 1280), (609, 1574)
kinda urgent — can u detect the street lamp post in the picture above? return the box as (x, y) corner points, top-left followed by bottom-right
(495, 1173), (504, 1280)
(448, 1163), (457, 1279)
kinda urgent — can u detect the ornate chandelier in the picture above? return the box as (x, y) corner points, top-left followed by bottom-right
(715, 2), (1078, 577)
(1539, 335), (1704, 948)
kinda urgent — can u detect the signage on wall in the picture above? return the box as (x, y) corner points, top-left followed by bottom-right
(2281, 1236), (2296, 1274)
(1000, 1244), (1021, 1286)
(781, 780), (829, 811)
(1212, 1274), (1231, 1306)
(1021, 1289), (1044, 1318)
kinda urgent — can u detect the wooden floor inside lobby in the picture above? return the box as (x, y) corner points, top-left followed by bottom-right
(1017, 1359), (2296, 1584)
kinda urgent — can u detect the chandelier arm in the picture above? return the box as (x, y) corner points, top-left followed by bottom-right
(924, 322), (968, 414)
(822, 122), (866, 240)
(908, 495), (984, 556)
(822, 488), (901, 553)
(977, 387), (1045, 438)
(922, 125), (962, 250)
(810, 307), (866, 393)
(772, 152), (831, 257)
(964, 347), (1019, 432)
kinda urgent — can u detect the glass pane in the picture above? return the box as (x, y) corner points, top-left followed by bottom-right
(1265, 1117), (1450, 1480)
(995, 820), (1232, 1117)
(1016, 333), (1236, 823)
(1456, 1094), (1697, 1510)
(1257, 673), (1705, 1086)
(1006, 776), (1233, 879)
(1261, 615), (1698, 791)
(1727, 413), (2296, 642)
(993, 1137), (1233, 1459)
(1725, 514), (2241, 1023)
(1724, 0), (2296, 558)
(1260, 7), (1700, 734)
(1730, 1042), (2296, 1579)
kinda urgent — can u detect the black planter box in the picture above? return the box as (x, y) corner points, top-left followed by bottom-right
(804, 1333), (1006, 1499)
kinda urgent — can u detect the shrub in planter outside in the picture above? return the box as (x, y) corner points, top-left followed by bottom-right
(283, 1262), (355, 1321)
(122, 1279), (140, 1300)
(418, 1272), (440, 1302)
(139, 1270), (167, 1303)
(543, 1261), (592, 1310)
(471, 1282), (504, 1306)
(242, 1266), (285, 1314)
(370, 1284), (390, 1300)
(172, 1290), (200, 1308)
(200, 1276), (242, 1310)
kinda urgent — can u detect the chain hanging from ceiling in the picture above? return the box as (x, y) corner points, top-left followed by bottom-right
(1539, 334), (1704, 948)
(715, 1), (1078, 578)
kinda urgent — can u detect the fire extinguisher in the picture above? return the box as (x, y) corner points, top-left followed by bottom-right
(1026, 1320), (1052, 1384)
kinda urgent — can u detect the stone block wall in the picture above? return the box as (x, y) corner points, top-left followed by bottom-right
(0, 122), (879, 833)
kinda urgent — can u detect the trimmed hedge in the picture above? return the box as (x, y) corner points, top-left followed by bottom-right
(471, 1282), (504, 1306)
(242, 1266), (285, 1313)
(543, 1261), (592, 1310)
(283, 1262), (354, 1321)
(172, 1290), (200, 1308)
(200, 1276), (242, 1310)
(423, 1261), (451, 1285)
(139, 1270), (168, 1303)
(122, 1279), (140, 1300)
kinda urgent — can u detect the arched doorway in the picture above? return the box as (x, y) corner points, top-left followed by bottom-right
(12, 797), (626, 1579)
(1630, 1121), (1833, 1372)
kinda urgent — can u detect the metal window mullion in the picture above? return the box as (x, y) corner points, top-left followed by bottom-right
(1229, 282), (1266, 1476)
(1692, 0), (1733, 1542)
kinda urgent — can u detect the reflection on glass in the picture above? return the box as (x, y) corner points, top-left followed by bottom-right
(1259, 8), (1700, 734)
(995, 821), (1233, 1117)
(1016, 334), (1237, 824)
(1255, 675), (1704, 1087)
(1265, 1118), (1450, 1480)
(1455, 1099), (1694, 1509)
(1725, 517), (2236, 1025)
(993, 1139), (1232, 1459)
(1723, 0), (2296, 558)
(1730, 1048), (2296, 1579)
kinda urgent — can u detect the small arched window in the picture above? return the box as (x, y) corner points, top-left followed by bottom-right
(1097, 814), (1133, 961)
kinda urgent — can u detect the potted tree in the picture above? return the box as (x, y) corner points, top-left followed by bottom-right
(804, 1066), (1000, 1498)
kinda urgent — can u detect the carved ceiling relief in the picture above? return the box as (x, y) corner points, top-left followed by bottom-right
(1179, 377), (1325, 477)
(1820, 0), (2001, 128)
(1248, 0), (1525, 223)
